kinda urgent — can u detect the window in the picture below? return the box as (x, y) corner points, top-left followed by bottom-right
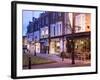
(56, 24), (58, 36)
(58, 13), (61, 16)
(37, 23), (39, 30)
(41, 30), (44, 36)
(42, 19), (44, 26)
(46, 17), (48, 24)
(41, 27), (48, 38)
(44, 27), (48, 35)
(53, 13), (56, 19)
(60, 24), (62, 35)
(54, 26), (55, 36)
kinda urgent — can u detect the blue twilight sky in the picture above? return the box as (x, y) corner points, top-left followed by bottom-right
(22, 10), (43, 36)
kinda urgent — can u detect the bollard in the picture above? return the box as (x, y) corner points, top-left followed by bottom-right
(28, 56), (31, 69)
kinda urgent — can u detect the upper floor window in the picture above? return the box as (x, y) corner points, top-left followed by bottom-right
(41, 27), (48, 38)
(45, 17), (48, 24)
(42, 19), (44, 26)
(37, 23), (39, 30)
(53, 13), (56, 19)
(54, 26), (55, 36)
(58, 13), (61, 17)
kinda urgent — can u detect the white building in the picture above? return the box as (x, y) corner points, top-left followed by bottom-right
(33, 31), (40, 54)
(75, 13), (91, 33)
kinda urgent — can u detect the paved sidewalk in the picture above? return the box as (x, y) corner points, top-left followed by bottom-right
(23, 53), (91, 69)
(35, 53), (90, 64)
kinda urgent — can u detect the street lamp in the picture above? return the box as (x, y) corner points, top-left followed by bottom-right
(71, 13), (75, 64)
(71, 39), (75, 64)
(28, 56), (31, 69)
(65, 13), (75, 64)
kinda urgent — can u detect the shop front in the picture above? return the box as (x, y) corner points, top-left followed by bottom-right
(40, 39), (49, 54)
(49, 38), (65, 55)
(49, 39), (60, 54)
(35, 42), (40, 53)
(31, 41), (40, 55)
(65, 36), (91, 60)
(74, 37), (90, 60)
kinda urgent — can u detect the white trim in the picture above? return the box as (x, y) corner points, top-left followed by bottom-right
(17, 3), (96, 77)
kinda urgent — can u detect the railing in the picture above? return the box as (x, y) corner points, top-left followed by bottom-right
(75, 52), (90, 61)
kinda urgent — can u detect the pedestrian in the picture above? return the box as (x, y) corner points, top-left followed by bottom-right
(60, 51), (65, 61)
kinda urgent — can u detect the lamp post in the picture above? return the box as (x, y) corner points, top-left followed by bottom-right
(28, 56), (31, 69)
(65, 13), (75, 64)
(71, 13), (75, 64)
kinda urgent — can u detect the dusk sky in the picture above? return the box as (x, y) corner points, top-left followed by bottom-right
(22, 10), (43, 36)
